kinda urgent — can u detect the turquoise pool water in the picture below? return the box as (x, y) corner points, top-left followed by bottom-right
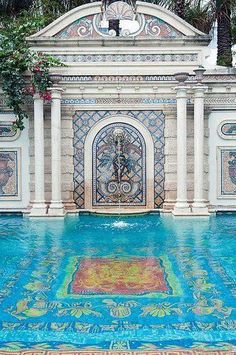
(0, 214), (235, 351)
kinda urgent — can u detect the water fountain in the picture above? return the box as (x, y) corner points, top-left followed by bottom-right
(112, 128), (129, 228)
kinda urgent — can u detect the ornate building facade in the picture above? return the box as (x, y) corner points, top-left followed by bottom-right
(0, 1), (236, 216)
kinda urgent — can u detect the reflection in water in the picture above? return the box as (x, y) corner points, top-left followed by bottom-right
(112, 220), (129, 228)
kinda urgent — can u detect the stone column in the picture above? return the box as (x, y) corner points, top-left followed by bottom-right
(192, 71), (209, 214)
(48, 76), (65, 216)
(173, 73), (191, 215)
(30, 93), (47, 216)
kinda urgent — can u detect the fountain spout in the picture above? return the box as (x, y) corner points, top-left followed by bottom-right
(113, 128), (125, 184)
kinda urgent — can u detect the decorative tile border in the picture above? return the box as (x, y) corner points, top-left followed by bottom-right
(63, 97), (236, 106)
(54, 53), (198, 63)
(62, 98), (177, 105)
(0, 351), (234, 355)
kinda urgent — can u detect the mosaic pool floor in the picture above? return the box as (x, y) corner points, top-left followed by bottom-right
(0, 214), (235, 352)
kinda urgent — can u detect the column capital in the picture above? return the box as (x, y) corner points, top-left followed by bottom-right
(175, 85), (190, 99)
(174, 85), (189, 90)
(33, 92), (43, 100)
(192, 84), (208, 92)
(49, 87), (63, 99)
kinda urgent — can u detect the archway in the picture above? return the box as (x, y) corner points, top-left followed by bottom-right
(84, 115), (155, 210)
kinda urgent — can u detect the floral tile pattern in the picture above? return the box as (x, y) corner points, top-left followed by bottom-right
(0, 215), (235, 351)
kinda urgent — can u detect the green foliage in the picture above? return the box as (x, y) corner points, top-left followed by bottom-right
(185, 0), (215, 34)
(142, 0), (213, 33)
(216, 0), (233, 67)
(0, 0), (33, 16)
(0, 13), (62, 130)
(32, 0), (89, 25)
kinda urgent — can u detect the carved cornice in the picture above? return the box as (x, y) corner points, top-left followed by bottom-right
(61, 74), (236, 84)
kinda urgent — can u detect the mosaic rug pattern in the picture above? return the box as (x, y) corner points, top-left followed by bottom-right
(57, 256), (179, 297)
(0, 215), (235, 351)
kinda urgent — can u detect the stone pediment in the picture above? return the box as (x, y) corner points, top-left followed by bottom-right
(29, 1), (208, 41)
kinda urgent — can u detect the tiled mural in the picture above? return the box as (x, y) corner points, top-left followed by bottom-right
(219, 148), (236, 197)
(0, 149), (19, 199)
(55, 13), (183, 40)
(73, 110), (165, 209)
(93, 122), (146, 206)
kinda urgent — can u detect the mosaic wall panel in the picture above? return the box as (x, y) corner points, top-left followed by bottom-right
(93, 122), (146, 206)
(218, 120), (236, 139)
(0, 122), (21, 141)
(0, 149), (20, 200)
(55, 13), (183, 39)
(73, 110), (165, 209)
(219, 148), (236, 197)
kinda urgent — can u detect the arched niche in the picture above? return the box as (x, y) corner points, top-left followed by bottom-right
(84, 115), (154, 210)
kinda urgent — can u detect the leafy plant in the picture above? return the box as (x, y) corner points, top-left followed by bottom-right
(185, 0), (215, 34)
(0, 13), (63, 130)
(0, 0), (33, 16)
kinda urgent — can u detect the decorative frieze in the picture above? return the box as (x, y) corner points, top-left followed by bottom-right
(62, 97), (177, 105)
(54, 12), (183, 40)
(62, 74), (236, 83)
(205, 97), (236, 105)
(54, 53), (198, 63)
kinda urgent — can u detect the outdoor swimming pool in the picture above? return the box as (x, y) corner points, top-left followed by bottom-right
(0, 214), (235, 351)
